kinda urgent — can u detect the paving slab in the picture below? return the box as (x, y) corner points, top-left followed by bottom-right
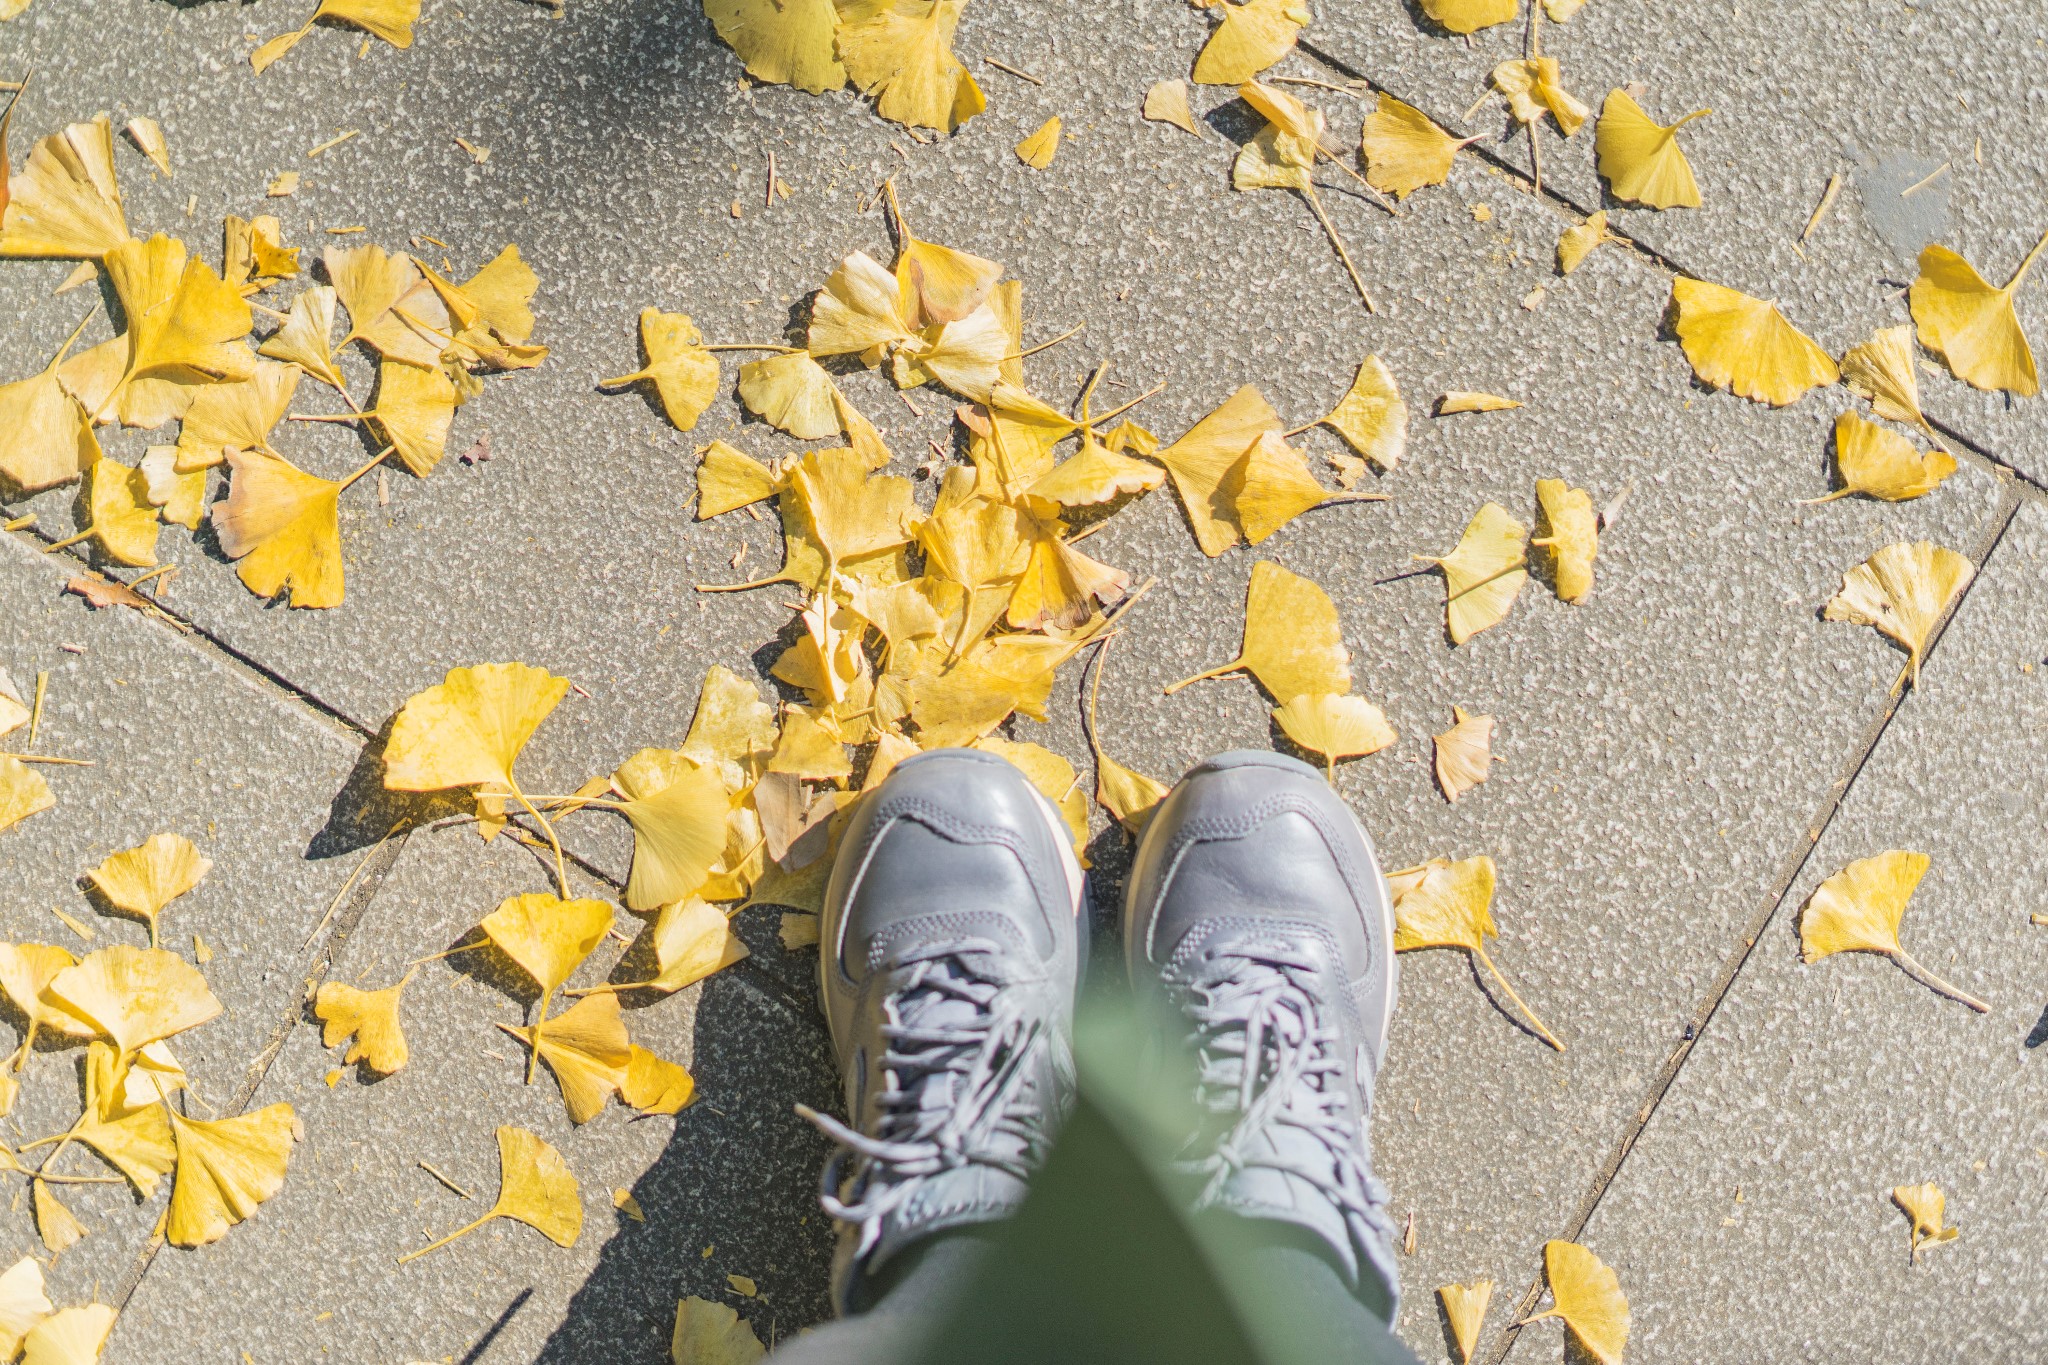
(0, 530), (383, 1319)
(1518, 497), (2048, 1365)
(107, 819), (838, 1364)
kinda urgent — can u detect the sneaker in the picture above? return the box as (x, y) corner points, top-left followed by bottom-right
(1122, 750), (1400, 1311)
(802, 747), (1086, 1313)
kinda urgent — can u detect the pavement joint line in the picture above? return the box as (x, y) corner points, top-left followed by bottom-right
(1478, 482), (2027, 1365)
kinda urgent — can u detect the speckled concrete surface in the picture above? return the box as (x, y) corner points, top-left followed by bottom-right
(0, 0), (2045, 1361)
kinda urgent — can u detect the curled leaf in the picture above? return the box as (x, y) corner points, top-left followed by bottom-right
(1432, 707), (1494, 803)
(1531, 478), (1598, 601)
(1810, 412), (1955, 504)
(1892, 1182), (1959, 1262)
(1319, 355), (1406, 477)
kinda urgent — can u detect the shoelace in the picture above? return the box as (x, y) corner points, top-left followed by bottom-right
(802, 939), (1059, 1254)
(1174, 942), (1393, 1256)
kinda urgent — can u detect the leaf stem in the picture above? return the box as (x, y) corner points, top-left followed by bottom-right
(701, 343), (803, 353)
(1087, 383), (1166, 427)
(1890, 948), (1990, 1013)
(1163, 658), (1245, 696)
(396, 1212), (497, 1264)
(40, 529), (93, 554)
(0, 753), (92, 766)
(508, 781), (569, 901)
(2007, 226), (2048, 293)
(336, 446), (396, 494)
(1473, 945), (1565, 1050)
(1301, 183), (1374, 313)
(1018, 324), (1085, 359)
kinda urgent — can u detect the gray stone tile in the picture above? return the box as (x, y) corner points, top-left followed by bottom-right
(107, 820), (837, 1365)
(1519, 498), (2048, 1365)
(0, 532), (375, 1317)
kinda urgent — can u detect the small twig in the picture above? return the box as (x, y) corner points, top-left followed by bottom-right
(418, 1160), (474, 1199)
(306, 129), (360, 158)
(1801, 173), (1842, 242)
(1269, 76), (1366, 95)
(1900, 162), (1951, 198)
(1300, 183), (1374, 313)
(1018, 324), (1085, 358)
(0, 753), (91, 766)
(29, 671), (47, 747)
(982, 56), (1044, 85)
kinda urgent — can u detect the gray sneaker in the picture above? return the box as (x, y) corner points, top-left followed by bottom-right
(802, 747), (1086, 1313)
(1122, 750), (1401, 1311)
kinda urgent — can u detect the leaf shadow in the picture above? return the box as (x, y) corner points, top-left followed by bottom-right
(1463, 949), (1554, 1049)
(307, 718), (466, 860)
(2024, 1004), (2048, 1050)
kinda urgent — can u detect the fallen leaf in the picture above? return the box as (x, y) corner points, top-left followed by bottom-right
(1822, 540), (1973, 687)
(1318, 355), (1406, 477)
(256, 285), (347, 390)
(1433, 707), (1494, 803)
(400, 1126), (580, 1261)
(165, 1103), (296, 1247)
(20, 1304), (116, 1365)
(695, 441), (780, 519)
(139, 447), (204, 528)
(1024, 428), (1164, 508)
(42, 945), (222, 1056)
(0, 117), (128, 259)
(1420, 0), (1517, 34)
(1015, 116), (1061, 169)
(1557, 211), (1615, 275)
(610, 752), (731, 911)
(83, 233), (255, 428)
(1808, 412), (1956, 504)
(837, 0), (985, 133)
(211, 447), (346, 609)
(1392, 856), (1562, 1048)
(1492, 58), (1589, 136)
(1156, 384), (1282, 556)
(1518, 1241), (1628, 1364)
(1595, 90), (1708, 209)
(1167, 559), (1350, 701)
(1143, 79), (1202, 137)
(221, 213), (299, 294)
(0, 758), (50, 834)
(1839, 325), (1936, 436)
(1670, 277), (1838, 406)
(1191, 0), (1309, 85)
(0, 672), (25, 739)
(737, 351), (839, 439)
(254, 0), (418, 74)
(83, 833), (210, 947)
(73, 1043), (176, 1194)
(621, 1045), (696, 1115)
(1892, 1182), (1959, 1262)
(1545, 0), (1589, 17)
(31, 1183), (83, 1258)
(1085, 641), (1168, 834)
(1420, 503), (1527, 645)
(601, 309), (721, 430)
(1800, 850), (1987, 1011)
(0, 943), (88, 1062)
(366, 359), (461, 476)
(1360, 93), (1467, 199)
(169, 360), (299, 473)
(313, 970), (412, 1074)
(613, 1187), (646, 1221)
(1908, 230), (2046, 396)
(1439, 1279), (1492, 1364)
(1273, 692), (1396, 774)
(671, 1295), (765, 1365)
(1531, 478), (1598, 601)
(502, 993), (632, 1124)
(703, 0), (846, 94)
(383, 662), (569, 793)
(325, 242), (436, 367)
(0, 309), (101, 495)
(0, 1257), (51, 1359)
(1435, 391), (1521, 415)
(482, 893), (614, 1011)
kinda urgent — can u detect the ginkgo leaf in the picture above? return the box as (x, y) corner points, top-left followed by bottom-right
(42, 945), (222, 1056)
(1421, 503), (1528, 645)
(1839, 325), (1933, 434)
(256, 284), (346, 391)
(1545, 0), (1588, 16)
(169, 360), (298, 473)
(1026, 430), (1165, 508)
(400, 1126), (580, 1262)
(1670, 277), (1837, 407)
(1360, 94), (1468, 199)
(325, 242), (437, 367)
(63, 457), (160, 569)
(892, 220), (1002, 333)
(314, 970), (412, 1074)
(738, 351), (838, 439)
(1015, 117), (1061, 169)
(254, 0), (418, 73)
(621, 1045), (696, 1115)
(1085, 643), (1168, 835)
(0, 672), (25, 740)
(1799, 850), (1987, 1011)
(20, 1304), (115, 1365)
(1233, 126), (1314, 193)
(683, 665), (780, 777)
(0, 943), (89, 1062)
(1532, 477), (1598, 601)
(32, 1182), (84, 1257)
(768, 705), (854, 781)
(1433, 706), (1494, 803)
(1438, 1280), (1492, 1365)
(601, 309), (721, 430)
(705, 0), (846, 93)
(1596, 90), (1708, 209)
(1436, 391), (1521, 414)
(612, 897), (750, 995)
(384, 662), (570, 792)
(359, 358), (460, 476)
(74, 1043), (177, 1194)
(695, 441), (780, 519)
(1557, 210), (1615, 275)
(1168, 560), (1351, 702)
(672, 1295), (765, 1365)
(1892, 1182), (1959, 1262)
(1420, 0), (1516, 34)
(1007, 514), (1130, 632)
(1909, 230), (2046, 396)
(1822, 540), (1973, 688)
(0, 759), (55, 835)
(221, 213), (299, 295)
(809, 250), (919, 365)
(84, 833), (210, 947)
(1519, 1241), (1628, 1365)
(481, 893), (615, 999)
(165, 1102), (296, 1247)
(611, 753), (730, 911)
(1273, 693), (1396, 774)
(1808, 412), (1956, 504)
(0, 308), (102, 494)
(786, 446), (918, 567)
(1319, 355), (1405, 478)
(211, 447), (346, 608)
(500, 993), (631, 1125)
(97, 233), (255, 424)
(1157, 384), (1282, 556)
(1192, 0), (1310, 85)
(1493, 58), (1589, 136)
(1143, 79), (1202, 137)
(838, 0), (985, 134)
(1391, 855), (1561, 1048)
(0, 1257), (51, 1360)
(0, 117), (128, 259)
(1225, 431), (1372, 544)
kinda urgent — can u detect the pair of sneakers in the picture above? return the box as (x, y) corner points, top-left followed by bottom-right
(803, 747), (1401, 1318)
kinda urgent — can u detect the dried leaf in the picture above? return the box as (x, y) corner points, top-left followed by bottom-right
(1192, 0), (1309, 85)
(1433, 707), (1494, 803)
(1086, 651), (1168, 835)
(0, 758), (55, 834)
(1909, 230), (2046, 396)
(1519, 1241), (1629, 1365)
(383, 662), (569, 792)
(169, 360), (299, 473)
(401, 1126), (580, 1261)
(1531, 478), (1598, 601)
(1439, 1279), (1492, 1364)
(1156, 384), (1282, 556)
(705, 0), (846, 93)
(1319, 355), (1405, 475)
(84, 833), (210, 947)
(1892, 1182), (1959, 1262)
(1015, 117), (1061, 169)
(221, 214), (298, 295)
(1420, 0), (1516, 34)
(1812, 412), (1955, 503)
(1168, 560), (1350, 702)
(211, 447), (344, 608)
(1143, 79), (1202, 137)
(1360, 94), (1466, 199)
(21, 1304), (116, 1365)
(1273, 692), (1396, 773)
(1557, 211), (1614, 275)
(1670, 277), (1838, 406)
(1595, 90), (1708, 209)
(1492, 58), (1589, 136)
(314, 972), (411, 1074)
(1839, 325), (1930, 432)
(1545, 0), (1589, 17)
(1435, 391), (1520, 414)
(502, 992), (631, 1124)
(602, 309), (720, 430)
(0, 117), (128, 260)
(1422, 503), (1527, 645)
(635, 897), (750, 994)
(671, 1295), (765, 1365)
(0, 1257), (51, 1359)
(42, 945), (221, 1055)
(1822, 541), (1973, 687)
(837, 0), (985, 134)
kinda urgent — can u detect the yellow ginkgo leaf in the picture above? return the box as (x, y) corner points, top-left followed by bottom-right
(0, 943), (89, 1064)
(611, 752), (731, 912)
(1839, 325), (1933, 435)
(1436, 391), (1521, 414)
(84, 833), (210, 947)
(1892, 1182), (1960, 1262)
(384, 662), (570, 793)
(1439, 1279), (1492, 1364)
(0, 672), (25, 740)
(43, 456), (159, 568)
(1595, 90), (1708, 209)
(620, 1044), (696, 1115)
(399, 1125), (581, 1262)
(1391, 855), (1561, 1048)
(683, 665), (781, 779)
(809, 250), (919, 366)
(99, 233), (255, 421)
(1232, 125), (1313, 192)
(1545, 0), (1588, 16)
(891, 211), (1003, 331)
(1006, 515), (1130, 633)
(1908, 230), (2046, 396)
(908, 304), (1008, 401)
(0, 308), (102, 494)
(1192, 0), (1310, 85)
(1025, 431), (1164, 509)
(1807, 412), (1956, 505)
(704, 0), (846, 93)
(1273, 693), (1396, 774)
(1319, 355), (1405, 478)
(1421, 0), (1516, 34)
(1433, 707), (1494, 803)
(1157, 384), (1282, 556)
(170, 358), (299, 473)
(1015, 117), (1061, 169)
(0, 1257), (51, 1360)
(42, 945), (221, 1056)
(737, 351), (839, 440)
(1800, 850), (1987, 1011)
(500, 992), (631, 1124)
(211, 447), (347, 608)
(601, 309), (721, 431)
(221, 213), (298, 295)
(0, 117), (128, 260)
(785, 446), (918, 568)
(838, 0), (985, 134)
(0, 759), (55, 835)
(1670, 277), (1838, 406)
(1557, 210), (1616, 276)
(256, 284), (346, 391)
(695, 441), (780, 520)
(482, 893), (614, 1007)
(1421, 503), (1528, 645)
(322, 243), (439, 369)
(672, 1296), (765, 1365)
(615, 896), (750, 995)
(1168, 560), (1351, 702)
(768, 705), (854, 781)
(253, 0), (418, 73)
(1143, 79), (1202, 137)
(1360, 94), (1468, 199)
(1532, 477), (1598, 601)
(32, 1182), (84, 1258)
(314, 970), (412, 1074)
(1822, 540), (1973, 687)
(1519, 1241), (1628, 1365)
(1084, 643), (1169, 835)
(1492, 58), (1589, 136)
(1226, 430), (1378, 544)
(20, 1304), (115, 1365)
(74, 1043), (178, 1194)
(164, 1102), (296, 1247)
(350, 358), (459, 477)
